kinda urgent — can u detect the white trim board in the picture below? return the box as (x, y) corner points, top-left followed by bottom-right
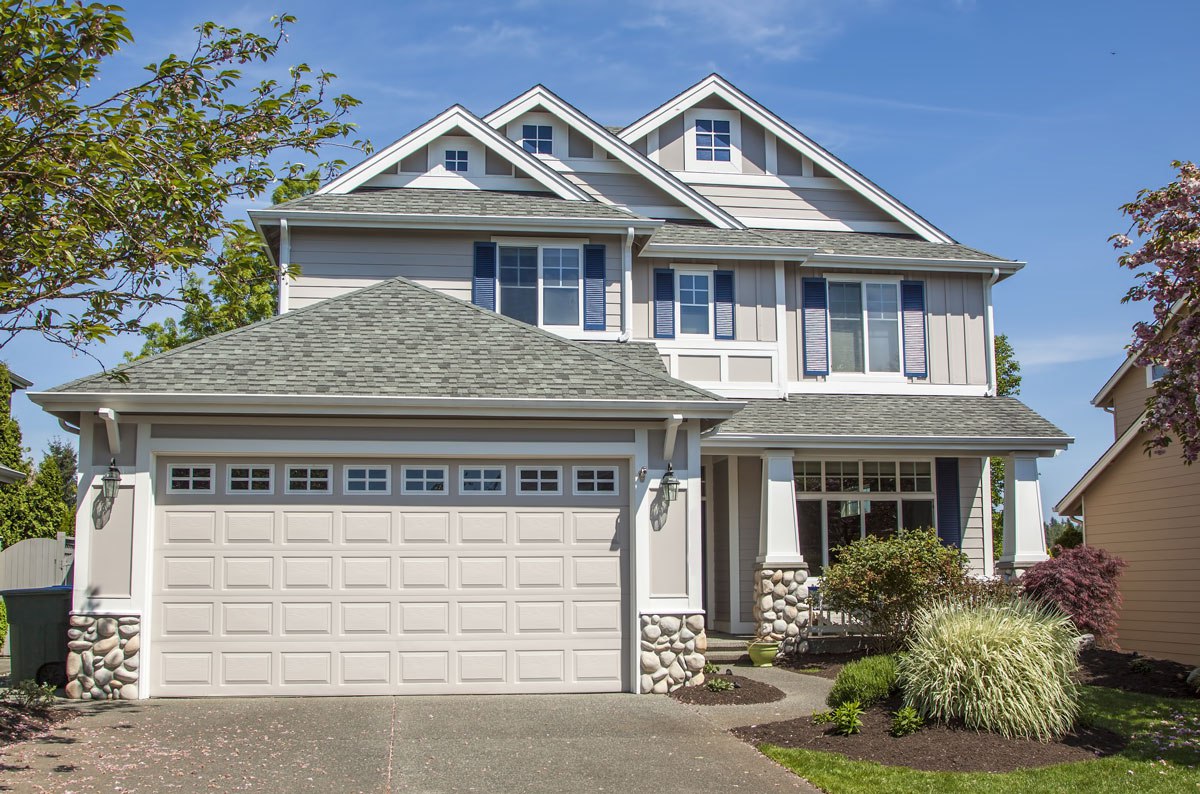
(618, 74), (953, 243)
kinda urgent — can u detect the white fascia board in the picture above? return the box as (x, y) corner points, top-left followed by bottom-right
(29, 391), (743, 421)
(619, 75), (953, 244)
(1054, 413), (1145, 515)
(247, 209), (661, 235)
(705, 433), (1072, 454)
(809, 253), (1024, 277)
(317, 105), (590, 201)
(640, 243), (817, 261)
(483, 87), (743, 230)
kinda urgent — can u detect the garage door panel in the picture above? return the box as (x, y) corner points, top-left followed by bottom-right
(152, 460), (627, 697)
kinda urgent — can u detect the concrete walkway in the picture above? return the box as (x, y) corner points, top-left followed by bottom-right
(674, 663), (834, 730)
(0, 692), (819, 793)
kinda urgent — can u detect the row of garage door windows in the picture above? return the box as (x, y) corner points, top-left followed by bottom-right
(166, 464), (620, 498)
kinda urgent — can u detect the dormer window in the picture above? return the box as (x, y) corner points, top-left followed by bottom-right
(445, 149), (468, 172)
(695, 119), (731, 162)
(522, 125), (553, 155)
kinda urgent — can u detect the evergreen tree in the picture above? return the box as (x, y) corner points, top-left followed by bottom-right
(991, 335), (1022, 559)
(44, 437), (77, 509)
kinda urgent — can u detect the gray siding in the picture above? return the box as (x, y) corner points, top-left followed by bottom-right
(288, 227), (624, 331)
(737, 456), (761, 626)
(958, 457), (988, 574)
(741, 117), (767, 175)
(658, 114), (685, 171)
(562, 170), (697, 219)
(711, 458), (730, 625)
(692, 183), (894, 226)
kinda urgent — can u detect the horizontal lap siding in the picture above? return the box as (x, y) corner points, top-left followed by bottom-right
(692, 184), (893, 224)
(562, 171), (698, 220)
(957, 457), (988, 574)
(1109, 369), (1154, 437)
(1083, 431), (1200, 664)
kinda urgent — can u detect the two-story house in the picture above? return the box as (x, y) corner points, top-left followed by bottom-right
(33, 76), (1069, 700)
(1056, 335), (1200, 664)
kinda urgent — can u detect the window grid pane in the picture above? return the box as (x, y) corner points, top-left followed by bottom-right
(824, 461), (860, 492)
(542, 247), (580, 326)
(444, 149), (468, 172)
(861, 462), (897, 493)
(575, 468), (617, 494)
(499, 246), (538, 325)
(794, 461), (823, 492)
(346, 466), (389, 493)
(462, 467), (505, 493)
(678, 273), (711, 335)
(287, 466), (330, 493)
(518, 467), (560, 494)
(402, 467), (446, 493)
(695, 118), (732, 161)
(522, 124), (553, 155)
(229, 466), (272, 493)
(170, 465), (213, 492)
(899, 461), (933, 492)
(829, 282), (865, 373)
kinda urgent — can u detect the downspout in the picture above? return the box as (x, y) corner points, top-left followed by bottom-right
(619, 226), (634, 342)
(278, 218), (291, 315)
(984, 267), (1000, 396)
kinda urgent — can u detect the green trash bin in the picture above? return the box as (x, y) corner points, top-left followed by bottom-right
(1, 585), (71, 686)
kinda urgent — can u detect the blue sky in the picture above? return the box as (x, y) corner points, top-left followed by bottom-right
(8, 0), (1198, 515)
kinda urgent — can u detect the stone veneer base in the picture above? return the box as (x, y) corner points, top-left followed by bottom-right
(65, 614), (140, 700)
(753, 567), (810, 657)
(639, 613), (706, 694)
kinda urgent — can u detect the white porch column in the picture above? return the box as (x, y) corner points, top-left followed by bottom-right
(998, 453), (1049, 576)
(757, 451), (803, 566)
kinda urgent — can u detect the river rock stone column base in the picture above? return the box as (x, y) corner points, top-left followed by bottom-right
(639, 613), (707, 694)
(753, 567), (810, 657)
(65, 614), (141, 700)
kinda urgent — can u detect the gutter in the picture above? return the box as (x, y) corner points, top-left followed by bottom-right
(706, 432), (1073, 454)
(248, 209), (663, 235)
(808, 252), (1024, 275)
(640, 243), (819, 260)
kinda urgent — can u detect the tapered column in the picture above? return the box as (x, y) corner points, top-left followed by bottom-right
(757, 451), (803, 566)
(998, 453), (1049, 576)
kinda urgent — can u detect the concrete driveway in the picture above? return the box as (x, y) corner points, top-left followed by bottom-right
(0, 693), (817, 793)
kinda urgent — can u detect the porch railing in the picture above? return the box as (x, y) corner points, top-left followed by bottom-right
(804, 581), (870, 638)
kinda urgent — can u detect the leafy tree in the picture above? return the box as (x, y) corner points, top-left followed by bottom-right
(0, 365), (27, 472)
(1, 3), (368, 352)
(1111, 160), (1200, 461)
(130, 174), (318, 359)
(990, 334), (1022, 556)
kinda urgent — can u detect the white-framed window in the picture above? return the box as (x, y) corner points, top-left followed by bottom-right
(226, 464), (273, 495)
(794, 459), (936, 574)
(444, 149), (468, 172)
(677, 271), (712, 336)
(828, 279), (902, 375)
(1148, 363), (1169, 385)
(517, 466), (562, 495)
(684, 108), (741, 173)
(401, 466), (447, 494)
(167, 463), (215, 494)
(497, 243), (585, 329)
(695, 118), (732, 162)
(460, 466), (506, 494)
(284, 464), (332, 495)
(521, 124), (553, 155)
(573, 466), (619, 496)
(344, 465), (391, 495)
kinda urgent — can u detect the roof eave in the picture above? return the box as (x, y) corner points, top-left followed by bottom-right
(808, 253), (1023, 276)
(641, 243), (819, 260)
(249, 208), (662, 234)
(705, 432), (1072, 455)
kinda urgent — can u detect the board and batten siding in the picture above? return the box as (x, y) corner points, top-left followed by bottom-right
(783, 269), (988, 385)
(1082, 430), (1200, 665)
(287, 228), (623, 331)
(630, 259), (777, 343)
(1108, 367), (1154, 438)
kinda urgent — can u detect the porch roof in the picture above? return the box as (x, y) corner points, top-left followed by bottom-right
(706, 394), (1071, 452)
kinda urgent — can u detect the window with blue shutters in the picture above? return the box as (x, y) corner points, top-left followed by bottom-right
(480, 242), (604, 331)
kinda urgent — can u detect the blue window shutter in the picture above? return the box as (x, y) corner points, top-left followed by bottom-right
(472, 242), (497, 311)
(901, 280), (928, 378)
(653, 269), (675, 339)
(801, 277), (829, 376)
(713, 270), (735, 340)
(583, 244), (607, 331)
(934, 457), (962, 548)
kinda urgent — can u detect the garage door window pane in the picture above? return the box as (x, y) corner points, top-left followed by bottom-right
(346, 466), (390, 494)
(518, 467), (561, 494)
(168, 465), (213, 493)
(461, 467), (505, 494)
(574, 467), (617, 495)
(402, 467), (446, 493)
(286, 466), (330, 493)
(228, 466), (272, 494)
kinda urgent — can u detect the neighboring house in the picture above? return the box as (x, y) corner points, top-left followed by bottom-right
(31, 75), (1069, 700)
(1056, 347), (1200, 664)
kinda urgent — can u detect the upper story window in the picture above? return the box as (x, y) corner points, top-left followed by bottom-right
(1148, 363), (1169, 384)
(695, 119), (732, 162)
(498, 244), (583, 328)
(445, 149), (468, 172)
(829, 281), (901, 374)
(678, 272), (711, 335)
(522, 124), (553, 155)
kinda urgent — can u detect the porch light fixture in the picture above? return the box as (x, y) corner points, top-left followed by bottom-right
(101, 459), (121, 501)
(660, 463), (680, 503)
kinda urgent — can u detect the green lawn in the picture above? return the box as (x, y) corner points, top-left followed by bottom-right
(761, 686), (1200, 793)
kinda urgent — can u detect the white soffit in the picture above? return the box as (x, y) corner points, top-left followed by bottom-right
(619, 74), (954, 244)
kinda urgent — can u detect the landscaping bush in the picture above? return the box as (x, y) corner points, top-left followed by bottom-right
(827, 653), (899, 707)
(889, 705), (924, 737)
(1021, 544), (1127, 641)
(899, 599), (1081, 740)
(0, 597), (7, 650)
(820, 528), (968, 649)
(812, 701), (865, 735)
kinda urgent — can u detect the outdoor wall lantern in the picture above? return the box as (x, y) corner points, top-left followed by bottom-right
(660, 463), (680, 503)
(101, 458), (121, 501)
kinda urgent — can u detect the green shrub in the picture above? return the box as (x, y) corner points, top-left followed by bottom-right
(827, 654), (899, 707)
(0, 597), (7, 650)
(1128, 657), (1154, 675)
(899, 599), (1080, 741)
(7, 679), (55, 708)
(820, 528), (967, 649)
(889, 705), (924, 737)
(702, 661), (719, 676)
(706, 676), (734, 692)
(829, 701), (864, 735)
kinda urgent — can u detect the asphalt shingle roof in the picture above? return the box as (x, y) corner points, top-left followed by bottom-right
(275, 188), (645, 220)
(712, 395), (1069, 440)
(648, 223), (1012, 262)
(49, 278), (716, 403)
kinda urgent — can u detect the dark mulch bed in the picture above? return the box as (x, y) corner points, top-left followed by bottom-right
(0, 701), (75, 748)
(776, 651), (871, 680)
(732, 698), (1126, 773)
(1078, 647), (1197, 698)
(669, 675), (786, 706)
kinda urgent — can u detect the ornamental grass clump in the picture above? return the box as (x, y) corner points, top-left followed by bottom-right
(898, 599), (1081, 741)
(827, 654), (899, 707)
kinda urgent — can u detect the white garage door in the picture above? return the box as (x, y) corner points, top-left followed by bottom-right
(149, 458), (628, 696)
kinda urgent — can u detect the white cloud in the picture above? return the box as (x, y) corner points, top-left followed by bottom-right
(1010, 332), (1132, 369)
